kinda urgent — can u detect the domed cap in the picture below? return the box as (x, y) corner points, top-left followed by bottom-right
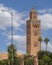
(30, 7), (37, 14)
(31, 8), (37, 13)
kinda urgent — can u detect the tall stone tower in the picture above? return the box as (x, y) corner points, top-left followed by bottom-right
(26, 8), (41, 56)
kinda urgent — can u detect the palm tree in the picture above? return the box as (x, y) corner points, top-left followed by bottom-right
(44, 38), (49, 52)
(7, 44), (17, 65)
(38, 37), (43, 51)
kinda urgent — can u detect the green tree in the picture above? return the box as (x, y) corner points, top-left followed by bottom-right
(24, 55), (34, 65)
(42, 55), (51, 65)
(0, 60), (3, 65)
(38, 37), (43, 50)
(0, 59), (8, 65)
(17, 57), (21, 65)
(7, 44), (17, 65)
(38, 51), (52, 65)
(44, 38), (49, 52)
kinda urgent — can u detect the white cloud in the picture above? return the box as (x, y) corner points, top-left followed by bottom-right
(0, 25), (6, 30)
(0, 4), (26, 31)
(13, 35), (26, 43)
(0, 4), (52, 31)
(8, 35), (26, 53)
(38, 9), (52, 13)
(38, 9), (47, 13)
(41, 42), (52, 52)
(38, 13), (52, 30)
(8, 35), (26, 43)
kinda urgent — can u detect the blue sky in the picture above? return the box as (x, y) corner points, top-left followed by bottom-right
(0, 0), (52, 11)
(0, 0), (52, 53)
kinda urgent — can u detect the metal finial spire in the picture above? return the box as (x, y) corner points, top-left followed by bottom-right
(32, 5), (37, 11)
(32, 5), (34, 10)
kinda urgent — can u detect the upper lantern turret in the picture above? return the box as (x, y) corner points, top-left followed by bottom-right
(30, 8), (37, 20)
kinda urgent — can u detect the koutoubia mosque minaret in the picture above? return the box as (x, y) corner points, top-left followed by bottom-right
(26, 8), (41, 56)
